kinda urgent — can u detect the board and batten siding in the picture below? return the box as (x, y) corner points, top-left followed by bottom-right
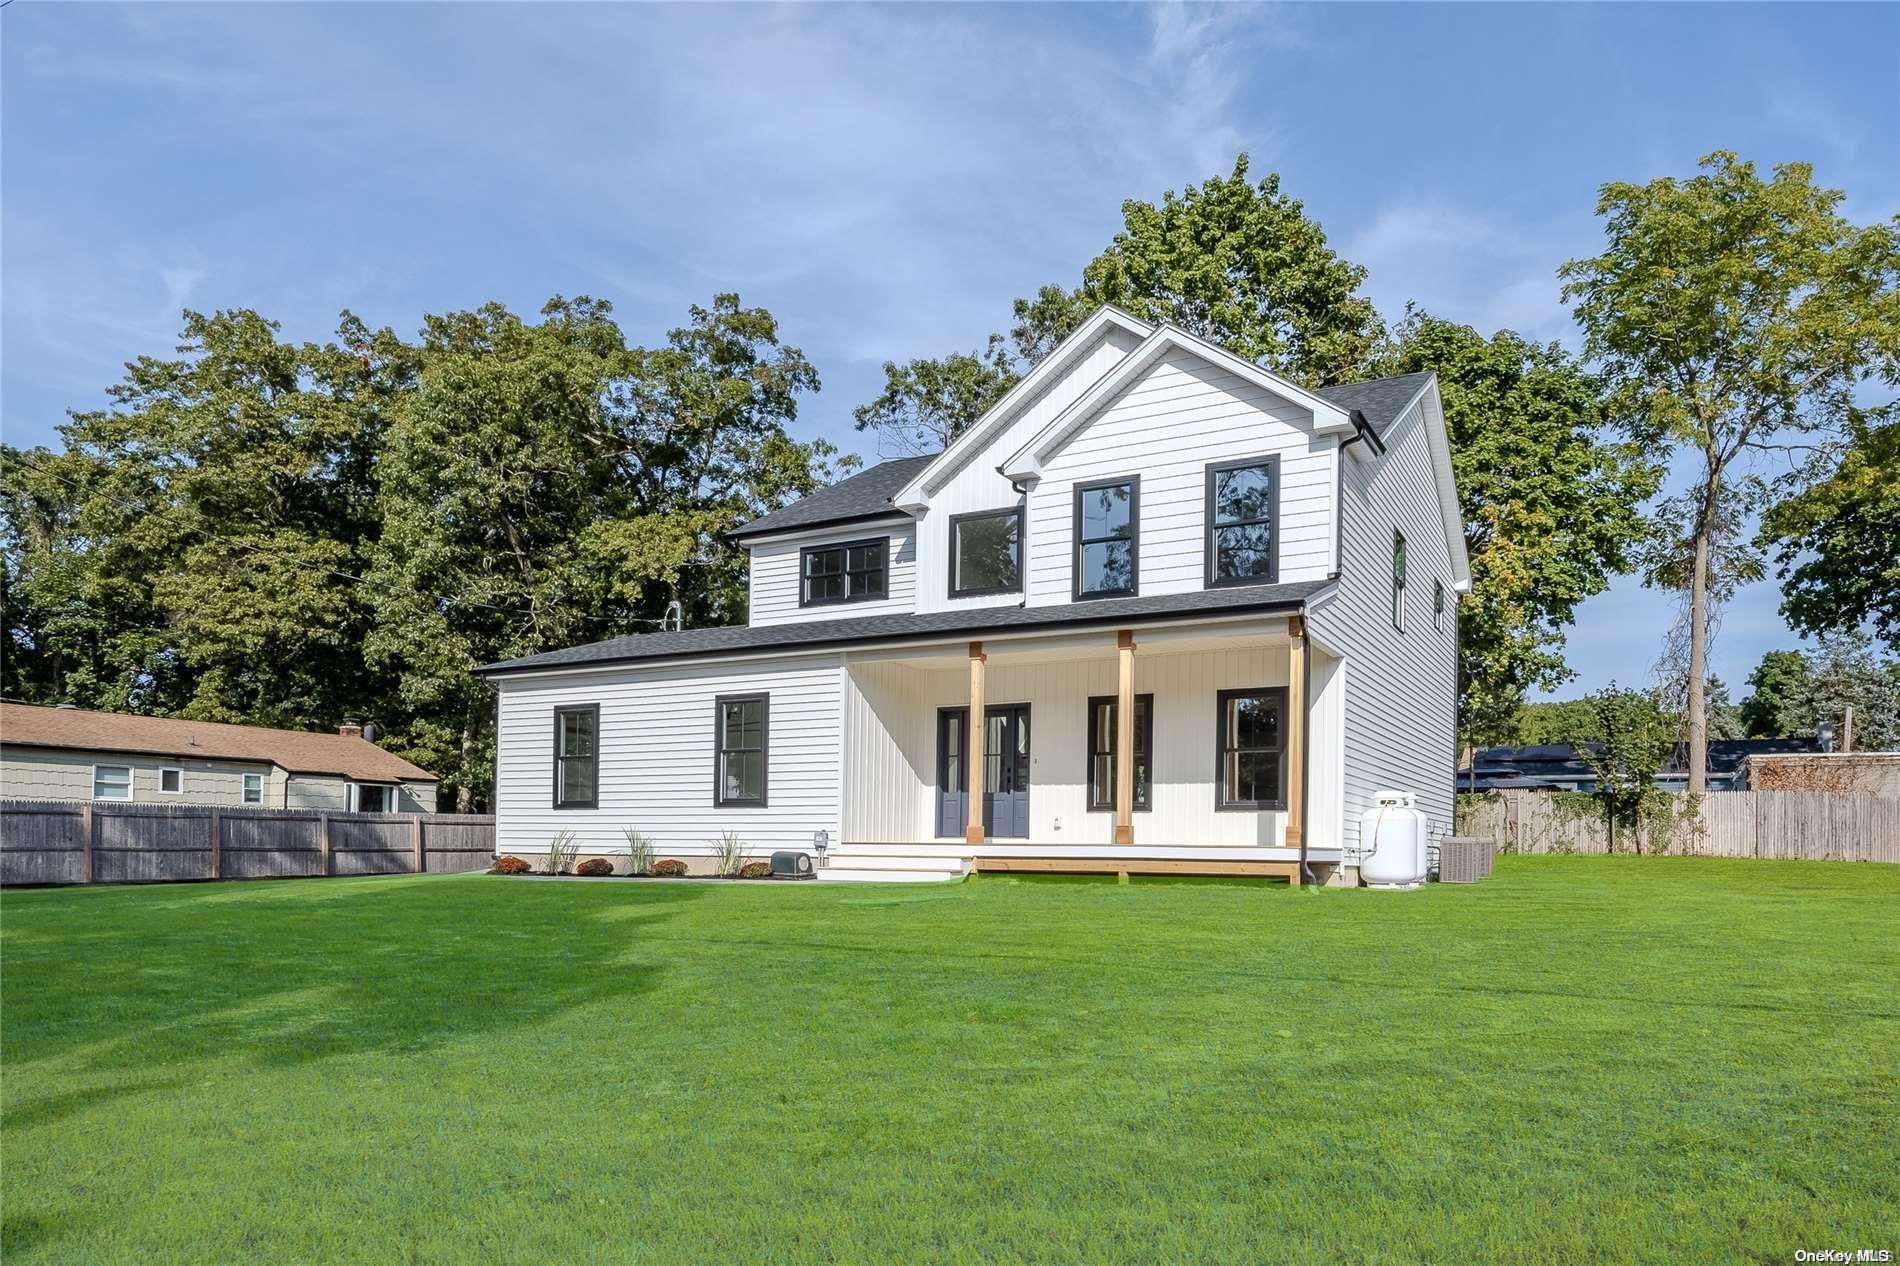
(1023, 348), (1338, 606)
(493, 656), (845, 859)
(841, 642), (1343, 848)
(746, 521), (918, 627)
(1306, 392), (1459, 849)
(915, 325), (1144, 613)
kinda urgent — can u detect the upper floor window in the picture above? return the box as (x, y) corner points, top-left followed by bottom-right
(1205, 456), (1278, 587)
(949, 507), (1022, 597)
(714, 693), (769, 806)
(1215, 687), (1286, 810)
(1074, 477), (1138, 599)
(554, 704), (599, 809)
(1433, 578), (1446, 632)
(1392, 531), (1408, 632)
(801, 538), (887, 607)
(1087, 693), (1153, 811)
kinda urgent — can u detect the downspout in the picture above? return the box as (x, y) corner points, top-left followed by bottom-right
(999, 465), (1032, 608)
(1299, 604), (1314, 888)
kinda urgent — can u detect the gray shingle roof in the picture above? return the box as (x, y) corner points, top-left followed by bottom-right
(1315, 372), (1434, 436)
(476, 579), (1331, 676)
(728, 454), (935, 541)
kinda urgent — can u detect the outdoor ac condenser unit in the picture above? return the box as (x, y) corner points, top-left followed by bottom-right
(769, 851), (815, 880)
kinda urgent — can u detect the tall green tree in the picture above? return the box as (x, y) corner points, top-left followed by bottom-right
(1561, 151), (1900, 794)
(1740, 649), (1814, 738)
(0, 309), (410, 726)
(1382, 311), (1659, 744)
(1759, 415), (1900, 650)
(367, 295), (840, 808)
(854, 154), (1385, 453)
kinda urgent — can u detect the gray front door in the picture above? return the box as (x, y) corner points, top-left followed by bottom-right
(938, 705), (1030, 839)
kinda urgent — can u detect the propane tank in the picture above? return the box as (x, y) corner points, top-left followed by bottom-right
(1358, 790), (1428, 889)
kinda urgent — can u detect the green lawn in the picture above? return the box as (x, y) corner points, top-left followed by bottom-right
(3, 858), (1896, 1264)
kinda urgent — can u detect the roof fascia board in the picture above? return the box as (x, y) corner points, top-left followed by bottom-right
(1000, 325), (1355, 480)
(731, 509), (913, 547)
(477, 588), (1329, 681)
(891, 306), (1154, 510)
(1417, 377), (1472, 592)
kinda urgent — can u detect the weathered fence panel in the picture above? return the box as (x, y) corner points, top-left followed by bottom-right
(0, 801), (495, 885)
(1457, 789), (1900, 863)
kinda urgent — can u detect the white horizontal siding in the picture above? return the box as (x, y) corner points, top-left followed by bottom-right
(1306, 396), (1459, 850)
(747, 522), (917, 626)
(494, 657), (844, 859)
(841, 641), (1343, 848)
(915, 325), (1143, 613)
(1024, 349), (1337, 606)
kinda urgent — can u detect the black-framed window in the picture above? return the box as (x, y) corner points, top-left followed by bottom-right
(1086, 693), (1153, 811)
(1205, 456), (1279, 587)
(801, 537), (888, 607)
(949, 507), (1022, 597)
(714, 693), (769, 806)
(1433, 578), (1446, 632)
(1073, 477), (1139, 599)
(553, 704), (599, 809)
(1215, 687), (1286, 810)
(1392, 530), (1408, 632)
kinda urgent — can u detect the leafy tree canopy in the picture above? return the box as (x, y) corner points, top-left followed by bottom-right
(1740, 635), (1899, 749)
(1759, 415), (1900, 650)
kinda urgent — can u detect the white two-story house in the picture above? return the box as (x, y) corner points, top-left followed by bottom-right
(478, 306), (1469, 882)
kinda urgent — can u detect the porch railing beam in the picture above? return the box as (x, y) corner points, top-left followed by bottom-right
(965, 640), (987, 845)
(1115, 629), (1136, 846)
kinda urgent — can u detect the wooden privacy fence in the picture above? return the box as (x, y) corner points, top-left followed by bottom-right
(0, 800), (495, 886)
(1456, 789), (1900, 863)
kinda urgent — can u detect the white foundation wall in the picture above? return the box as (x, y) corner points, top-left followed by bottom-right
(494, 656), (845, 860)
(1024, 349), (1339, 605)
(841, 642), (1344, 848)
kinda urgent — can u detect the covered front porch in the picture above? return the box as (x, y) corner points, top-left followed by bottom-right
(834, 613), (1347, 882)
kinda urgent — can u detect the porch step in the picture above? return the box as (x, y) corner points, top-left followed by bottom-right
(815, 866), (966, 884)
(823, 847), (968, 873)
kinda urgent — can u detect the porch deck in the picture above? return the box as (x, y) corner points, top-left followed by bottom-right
(818, 841), (1346, 883)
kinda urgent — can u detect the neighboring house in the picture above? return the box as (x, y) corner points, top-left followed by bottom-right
(1460, 738), (1823, 794)
(477, 306), (1469, 881)
(0, 703), (438, 812)
(1744, 751), (1900, 796)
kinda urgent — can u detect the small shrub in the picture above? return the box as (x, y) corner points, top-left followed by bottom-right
(575, 858), (615, 877)
(738, 860), (772, 879)
(622, 829), (656, 876)
(652, 858), (689, 878)
(491, 855), (532, 875)
(543, 830), (580, 876)
(708, 831), (745, 877)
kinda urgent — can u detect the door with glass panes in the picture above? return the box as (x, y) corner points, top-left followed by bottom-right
(935, 705), (1030, 839)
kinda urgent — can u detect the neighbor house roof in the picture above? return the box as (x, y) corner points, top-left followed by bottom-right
(728, 455), (935, 542)
(478, 579), (1333, 676)
(0, 703), (437, 783)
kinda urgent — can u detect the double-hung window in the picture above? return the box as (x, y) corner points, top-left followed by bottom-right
(1392, 531), (1408, 632)
(1073, 477), (1138, 599)
(1086, 694), (1153, 811)
(92, 764), (132, 801)
(714, 694), (769, 806)
(1205, 457), (1278, 586)
(159, 767), (184, 794)
(241, 773), (264, 805)
(949, 508), (1022, 597)
(1215, 688), (1286, 810)
(801, 538), (888, 607)
(553, 704), (599, 810)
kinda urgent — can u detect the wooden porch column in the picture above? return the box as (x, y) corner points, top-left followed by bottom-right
(1115, 630), (1136, 846)
(1284, 616), (1308, 852)
(964, 641), (987, 845)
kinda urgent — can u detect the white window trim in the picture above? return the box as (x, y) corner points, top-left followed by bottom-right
(92, 763), (133, 801)
(158, 767), (185, 794)
(241, 772), (264, 805)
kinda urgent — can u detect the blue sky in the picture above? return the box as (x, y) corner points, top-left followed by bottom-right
(4, 3), (1895, 697)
